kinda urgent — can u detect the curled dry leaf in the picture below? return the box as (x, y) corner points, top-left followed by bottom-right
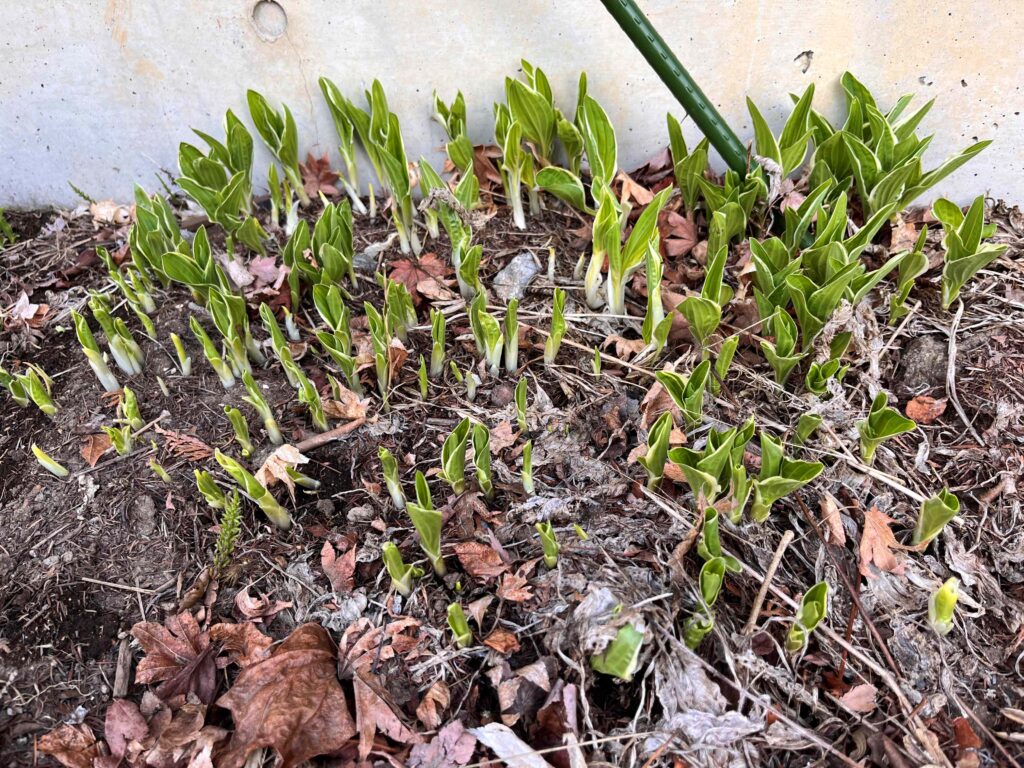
(819, 494), (847, 546)
(905, 395), (947, 424)
(454, 541), (509, 582)
(210, 621), (273, 668)
(80, 433), (112, 467)
(216, 623), (356, 768)
(659, 209), (698, 258)
(484, 629), (522, 655)
(103, 699), (149, 763)
(490, 420), (517, 452)
(859, 506), (905, 579)
(131, 612), (217, 705)
(416, 680), (451, 729)
(90, 200), (133, 227)
(300, 152), (340, 198)
(37, 724), (99, 768)
(233, 586), (293, 624)
(497, 573), (533, 603)
(322, 383), (369, 421)
(5, 291), (49, 330)
(838, 683), (878, 714)
(321, 540), (357, 594)
(408, 720), (477, 768)
(354, 675), (420, 760)
(614, 170), (654, 207)
(255, 444), (310, 501)
(390, 252), (451, 306)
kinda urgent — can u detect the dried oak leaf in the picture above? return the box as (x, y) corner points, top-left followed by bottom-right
(408, 720), (477, 768)
(453, 541), (509, 582)
(210, 621), (273, 668)
(905, 395), (947, 424)
(80, 433), (112, 467)
(859, 506), (905, 578)
(416, 681), (451, 730)
(300, 152), (340, 198)
(132, 612), (217, 704)
(321, 540), (357, 594)
(216, 623), (356, 768)
(354, 675), (420, 760)
(659, 209), (698, 258)
(37, 724), (99, 768)
(154, 424), (213, 461)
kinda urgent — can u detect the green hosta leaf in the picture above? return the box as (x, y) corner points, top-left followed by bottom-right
(655, 361), (710, 429)
(786, 581), (828, 653)
(447, 603), (472, 648)
(506, 77), (556, 160)
(440, 417), (471, 494)
(857, 392), (916, 464)
(409, 502), (445, 576)
(536, 167), (589, 213)
(928, 577), (959, 636)
(382, 542), (423, 597)
(638, 411), (672, 489)
(912, 489), (960, 546)
(678, 296), (721, 351)
(578, 95), (617, 190)
(591, 623), (644, 681)
(747, 97), (781, 167)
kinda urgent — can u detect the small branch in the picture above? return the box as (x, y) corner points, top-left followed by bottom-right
(294, 417), (366, 452)
(742, 529), (793, 635)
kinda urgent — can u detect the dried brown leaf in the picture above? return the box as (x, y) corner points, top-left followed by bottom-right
(233, 586), (292, 623)
(454, 541), (509, 582)
(497, 573), (533, 603)
(390, 252), (451, 305)
(131, 612), (216, 704)
(255, 444), (309, 501)
(484, 629), (522, 655)
(819, 494), (846, 546)
(416, 681), (451, 729)
(408, 720), (477, 768)
(321, 540), (357, 594)
(37, 724), (99, 768)
(103, 699), (149, 761)
(905, 395), (947, 424)
(80, 433), (112, 467)
(859, 506), (905, 578)
(354, 675), (420, 760)
(210, 622), (273, 668)
(490, 421), (517, 452)
(300, 152), (340, 198)
(839, 683), (878, 713)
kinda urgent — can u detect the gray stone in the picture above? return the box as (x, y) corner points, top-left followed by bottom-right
(492, 252), (540, 301)
(895, 336), (948, 397)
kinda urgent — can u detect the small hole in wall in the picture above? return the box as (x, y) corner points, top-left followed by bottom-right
(251, 0), (287, 42)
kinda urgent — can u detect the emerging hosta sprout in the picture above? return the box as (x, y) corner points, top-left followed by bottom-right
(261, 303), (300, 388)
(456, 239), (483, 300)
(89, 293), (144, 376)
(515, 377), (528, 433)
(365, 303), (393, 407)
(418, 356), (429, 400)
(72, 310), (119, 392)
(215, 449), (292, 529)
(669, 418), (754, 521)
(316, 330), (362, 396)
(606, 187), (671, 317)
(318, 77), (368, 214)
(592, 347), (601, 377)
(751, 432), (824, 522)
(856, 392), (916, 464)
(414, 470), (433, 510)
(378, 447), (405, 510)
(641, 245), (672, 358)
(786, 581), (829, 653)
(408, 502), (445, 576)
(121, 387), (144, 431)
(472, 423), (494, 500)
(497, 117), (531, 230)
(224, 406), (253, 458)
(804, 358), (847, 396)
(912, 489), (960, 546)
(384, 278), (417, 345)
(711, 335), (739, 396)
(793, 412), (823, 447)
(246, 89), (308, 206)
(0, 365), (29, 407)
(447, 603), (473, 648)
(933, 196), (1009, 309)
(746, 84), (815, 177)
(684, 557), (726, 649)
(241, 372), (282, 446)
(32, 444), (69, 478)
(440, 417), (471, 495)
(214, 490), (242, 575)
(638, 411), (673, 490)
(655, 361), (711, 430)
(535, 521), (559, 569)
(170, 333), (192, 377)
(195, 469), (227, 509)
(678, 211), (733, 353)
(430, 309), (446, 379)
(591, 623), (645, 681)
(21, 365), (57, 417)
(760, 308), (805, 386)
(382, 542), (423, 598)
(190, 317), (235, 389)
(889, 226), (929, 324)
(928, 577), (959, 636)
(208, 290), (255, 376)
(697, 509), (742, 573)
(289, 362), (328, 432)
(504, 298), (519, 373)
(149, 457), (171, 483)
(470, 295), (504, 376)
(522, 440), (535, 496)
(543, 287), (567, 366)
(103, 424), (133, 456)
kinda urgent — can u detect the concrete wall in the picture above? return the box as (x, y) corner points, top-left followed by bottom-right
(2, 0), (1022, 207)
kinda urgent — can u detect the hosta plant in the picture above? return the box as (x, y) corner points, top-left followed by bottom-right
(241, 371), (283, 445)
(504, 299), (519, 373)
(889, 225), (929, 323)
(655, 361), (711, 429)
(190, 317), (235, 389)
(684, 557), (726, 649)
(793, 412), (823, 447)
(102, 424), (133, 456)
(447, 603), (472, 648)
(89, 293), (144, 376)
(440, 417), (471, 494)
(711, 335), (739, 396)
(786, 581), (828, 653)
(472, 423), (494, 500)
(379, 447), (405, 509)
(318, 76), (368, 213)
(666, 113), (709, 212)
(13, 364), (58, 417)
(515, 377), (528, 433)
(382, 542), (423, 598)
(195, 469), (227, 509)
(678, 210), (735, 353)
(751, 432), (823, 522)
(469, 294), (504, 376)
(215, 449), (291, 529)
(856, 392), (916, 464)
(522, 440), (535, 495)
(495, 114), (533, 230)
(933, 196), (1008, 309)
(747, 84), (815, 177)
(246, 90), (308, 206)
(641, 245), (672, 358)
(170, 333), (192, 377)
(430, 308), (446, 379)
(760, 308), (804, 386)
(544, 287), (567, 366)
(669, 418), (754, 521)
(408, 500), (445, 576)
(638, 411), (672, 490)
(0, 366), (28, 407)
(591, 623), (645, 681)
(536, 521), (559, 568)
(929, 577), (959, 636)
(604, 186), (672, 316)
(912, 489), (960, 546)
(804, 357), (847, 397)
(32, 444), (69, 478)
(697, 508), (742, 574)
(120, 387), (144, 431)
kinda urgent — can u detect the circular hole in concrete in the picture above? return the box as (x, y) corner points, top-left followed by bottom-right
(251, 0), (287, 42)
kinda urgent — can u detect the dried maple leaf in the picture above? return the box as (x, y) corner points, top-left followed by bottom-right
(454, 541), (509, 582)
(905, 395), (947, 424)
(390, 252), (451, 305)
(416, 681), (451, 729)
(103, 699), (149, 763)
(216, 623), (356, 768)
(210, 622), (273, 668)
(659, 209), (698, 258)
(858, 506), (905, 578)
(321, 540), (357, 593)
(256, 444), (311, 501)
(354, 675), (420, 760)
(37, 724), (99, 768)
(132, 612), (217, 704)
(408, 720), (477, 768)
(300, 152), (340, 198)
(497, 573), (533, 603)
(80, 433), (112, 467)
(154, 424), (213, 461)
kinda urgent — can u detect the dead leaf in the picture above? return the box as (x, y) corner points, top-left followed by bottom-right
(409, 720), (477, 768)
(497, 573), (533, 603)
(139, 701), (207, 767)
(131, 612), (217, 704)
(154, 424), (213, 461)
(210, 622), (273, 668)
(4, 292), (49, 330)
(639, 378), (680, 430)
(300, 152), (340, 198)
(660, 209), (698, 258)
(37, 724), (100, 768)
(416, 681), (451, 730)
(890, 217), (920, 253)
(454, 541), (509, 582)
(233, 586), (293, 624)
(839, 683), (878, 713)
(905, 395), (947, 424)
(321, 541), (357, 594)
(322, 384), (369, 421)
(216, 623), (356, 768)
(256, 444), (311, 501)
(603, 334), (647, 362)
(466, 596), (494, 630)
(859, 506), (905, 579)
(90, 200), (133, 227)
(490, 421), (517, 452)
(80, 433), (112, 467)
(103, 699), (149, 762)
(354, 675), (420, 759)
(470, 722), (554, 768)
(484, 629), (522, 655)
(388, 336), (409, 381)
(615, 170), (654, 207)
(472, 144), (504, 190)
(819, 494), (846, 546)
(390, 253), (451, 305)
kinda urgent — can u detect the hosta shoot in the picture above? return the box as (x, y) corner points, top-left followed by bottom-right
(857, 392), (916, 464)
(515, 377), (528, 433)
(379, 446), (405, 510)
(105, 424), (134, 456)
(793, 412), (822, 447)
(318, 76), (368, 213)
(684, 558), (726, 649)
(746, 84), (815, 177)
(241, 371), (282, 445)
(638, 411), (672, 490)
(522, 440), (534, 495)
(430, 309), (446, 378)
(678, 211), (734, 354)
(470, 294), (504, 376)
(606, 187), (671, 316)
(408, 501), (445, 576)
(591, 623), (644, 681)
(170, 333), (192, 377)
(418, 356), (429, 399)
(544, 287), (567, 366)
(912, 489), (960, 546)
(805, 358), (847, 396)
(472, 422), (493, 499)
(751, 432), (823, 522)
(929, 578), (959, 636)
(655, 361), (711, 429)
(215, 449), (292, 529)
(246, 89), (308, 206)
(224, 406), (253, 458)
(889, 225), (929, 324)
(382, 542), (423, 598)
(119, 386), (144, 430)
(32, 444), (69, 478)
(414, 471), (433, 510)
(641, 245), (672, 358)
(447, 603), (472, 648)
(711, 335), (739, 396)
(190, 316), (235, 389)
(195, 469), (227, 509)
(669, 418), (754, 521)
(89, 293), (143, 376)
(19, 365), (57, 417)
(536, 521), (559, 568)
(786, 581), (828, 653)
(0, 366), (29, 407)
(933, 196), (1008, 309)
(440, 417), (471, 495)
(504, 299), (519, 373)
(760, 308), (805, 386)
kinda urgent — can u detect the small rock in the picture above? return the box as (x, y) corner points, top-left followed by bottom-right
(492, 252), (540, 301)
(130, 495), (158, 537)
(490, 384), (515, 407)
(347, 505), (376, 524)
(895, 336), (948, 398)
(315, 498), (335, 517)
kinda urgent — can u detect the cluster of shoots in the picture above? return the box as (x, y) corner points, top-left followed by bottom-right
(1, 363), (57, 416)
(683, 508), (742, 649)
(88, 293), (144, 376)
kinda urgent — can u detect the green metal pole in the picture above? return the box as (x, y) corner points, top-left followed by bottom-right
(598, 0), (749, 174)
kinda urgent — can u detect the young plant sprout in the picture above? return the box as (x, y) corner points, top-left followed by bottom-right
(592, 347), (601, 377)
(641, 245), (672, 358)
(760, 308), (805, 386)
(32, 444), (69, 478)
(515, 377), (528, 433)
(261, 303), (300, 388)
(430, 309), (446, 379)
(697, 508), (742, 572)
(379, 447), (405, 510)
(72, 310), (119, 392)
(929, 578), (959, 636)
(751, 432), (824, 522)
(384, 278), (417, 344)
(208, 290), (255, 376)
(0, 365), (29, 407)
(889, 226), (929, 324)
(214, 490), (242, 575)
(606, 187), (671, 317)
(711, 335), (739, 396)
(470, 295), (504, 376)
(246, 89), (309, 206)
(447, 603), (472, 648)
(418, 356), (429, 400)
(655, 361), (711, 429)
(364, 303), (393, 407)
(382, 542), (423, 598)
(544, 287), (567, 366)
(149, 456), (171, 483)
(684, 557), (726, 649)
(912, 489), (960, 546)
(89, 293), (144, 376)
(933, 196), (1008, 309)
(440, 418), (471, 494)
(241, 372), (283, 445)
(746, 84), (815, 177)
(190, 317), (235, 389)
(522, 440), (535, 495)
(638, 411), (673, 490)
(120, 386), (144, 431)
(414, 471), (433, 510)
(169, 333), (192, 377)
(20, 365), (57, 417)
(215, 449), (292, 529)
(496, 116), (531, 230)
(195, 469), (227, 509)
(289, 361), (328, 432)
(678, 211), (733, 354)
(472, 422), (494, 500)
(224, 406), (253, 458)
(591, 623), (645, 681)
(856, 392), (916, 464)
(318, 77), (368, 214)
(793, 412), (823, 447)
(504, 298), (519, 373)
(317, 331), (363, 396)
(669, 418), (754, 520)
(456, 239), (483, 300)
(786, 581), (829, 653)
(408, 501), (445, 576)
(536, 521), (559, 568)
(804, 358), (847, 396)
